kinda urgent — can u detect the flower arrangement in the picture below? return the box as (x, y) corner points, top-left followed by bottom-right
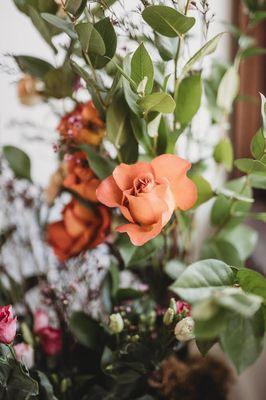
(1, 0), (266, 399)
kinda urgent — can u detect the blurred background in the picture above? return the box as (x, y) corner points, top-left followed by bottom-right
(0, 1), (265, 399)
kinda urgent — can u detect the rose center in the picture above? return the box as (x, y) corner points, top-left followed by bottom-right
(133, 173), (155, 195)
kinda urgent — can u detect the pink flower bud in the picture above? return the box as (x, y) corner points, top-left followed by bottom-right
(38, 327), (62, 356)
(33, 309), (49, 333)
(14, 343), (34, 369)
(0, 305), (17, 344)
(176, 301), (191, 317)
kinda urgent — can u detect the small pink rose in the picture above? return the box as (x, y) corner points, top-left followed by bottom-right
(0, 305), (17, 344)
(176, 301), (191, 317)
(33, 309), (49, 333)
(14, 343), (34, 369)
(39, 327), (62, 356)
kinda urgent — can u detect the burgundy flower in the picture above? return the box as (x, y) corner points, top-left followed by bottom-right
(38, 327), (62, 356)
(33, 309), (49, 333)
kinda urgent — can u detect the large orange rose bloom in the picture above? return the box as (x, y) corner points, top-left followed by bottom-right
(96, 155), (197, 246)
(57, 101), (105, 146)
(46, 199), (110, 262)
(63, 151), (100, 202)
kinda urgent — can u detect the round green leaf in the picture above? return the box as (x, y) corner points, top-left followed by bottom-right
(142, 5), (195, 38)
(3, 146), (31, 181)
(76, 22), (106, 56)
(171, 259), (234, 302)
(213, 137), (234, 172)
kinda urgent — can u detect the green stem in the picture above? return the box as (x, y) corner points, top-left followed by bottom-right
(84, 54), (106, 109)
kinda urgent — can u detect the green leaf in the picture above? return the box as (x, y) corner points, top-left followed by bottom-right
(215, 289), (262, 317)
(217, 66), (239, 113)
(78, 144), (116, 180)
(116, 288), (143, 302)
(14, 55), (55, 79)
(155, 34), (178, 61)
(106, 93), (129, 148)
(43, 64), (76, 99)
(190, 174), (213, 207)
(165, 260), (186, 280)
(36, 371), (58, 400)
(69, 312), (104, 350)
(171, 259), (234, 303)
(138, 92), (176, 114)
(3, 146), (31, 181)
(213, 137), (234, 171)
(251, 129), (265, 159)
(130, 112), (153, 153)
(201, 239), (243, 267)
(250, 172), (266, 189)
(131, 43), (154, 94)
(235, 158), (266, 173)
(29, 7), (57, 52)
(128, 236), (164, 267)
(142, 5), (195, 37)
(183, 34), (223, 75)
(196, 339), (216, 356)
(175, 74), (202, 124)
(239, 46), (266, 59)
(65, 0), (87, 17)
(211, 195), (231, 226)
(194, 309), (229, 339)
(220, 312), (264, 373)
(221, 225), (258, 262)
(41, 13), (77, 39)
(90, 18), (117, 69)
(0, 351), (38, 399)
(122, 55), (140, 115)
(237, 268), (266, 300)
(76, 22), (106, 56)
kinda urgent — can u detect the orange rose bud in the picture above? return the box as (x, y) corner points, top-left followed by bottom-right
(17, 74), (43, 106)
(57, 101), (105, 146)
(46, 199), (110, 262)
(63, 151), (100, 202)
(96, 154), (197, 246)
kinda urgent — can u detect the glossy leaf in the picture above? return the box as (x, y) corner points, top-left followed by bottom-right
(90, 18), (117, 69)
(3, 146), (31, 181)
(171, 259), (234, 303)
(213, 137), (234, 171)
(183, 34), (223, 75)
(175, 74), (202, 124)
(131, 43), (154, 94)
(76, 22), (106, 56)
(217, 66), (239, 113)
(41, 13), (77, 39)
(142, 5), (195, 37)
(79, 144), (116, 180)
(238, 268), (266, 300)
(14, 55), (55, 79)
(138, 92), (176, 114)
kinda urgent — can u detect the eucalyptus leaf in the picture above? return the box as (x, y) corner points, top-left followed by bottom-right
(183, 33), (223, 75)
(14, 55), (55, 79)
(131, 43), (154, 94)
(217, 66), (239, 113)
(65, 0), (87, 17)
(41, 13), (77, 39)
(175, 74), (202, 124)
(90, 18), (117, 69)
(138, 92), (176, 114)
(79, 144), (116, 180)
(3, 146), (31, 181)
(142, 5), (195, 37)
(76, 22), (106, 56)
(29, 7), (57, 52)
(213, 137), (234, 171)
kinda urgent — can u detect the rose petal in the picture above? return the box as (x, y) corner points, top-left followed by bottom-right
(96, 175), (122, 207)
(116, 220), (162, 246)
(113, 162), (154, 191)
(151, 154), (196, 209)
(64, 208), (87, 238)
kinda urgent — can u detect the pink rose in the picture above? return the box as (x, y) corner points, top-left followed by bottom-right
(14, 343), (34, 369)
(38, 327), (62, 356)
(33, 309), (49, 333)
(176, 301), (191, 318)
(0, 305), (17, 344)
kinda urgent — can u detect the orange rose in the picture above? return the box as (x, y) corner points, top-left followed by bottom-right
(96, 155), (197, 246)
(63, 151), (100, 202)
(57, 101), (105, 146)
(46, 199), (110, 262)
(17, 75), (43, 106)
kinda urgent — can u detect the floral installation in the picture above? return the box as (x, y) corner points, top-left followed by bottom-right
(0, 0), (266, 399)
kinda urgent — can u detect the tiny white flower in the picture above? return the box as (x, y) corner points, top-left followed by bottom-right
(109, 313), (124, 334)
(174, 317), (195, 341)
